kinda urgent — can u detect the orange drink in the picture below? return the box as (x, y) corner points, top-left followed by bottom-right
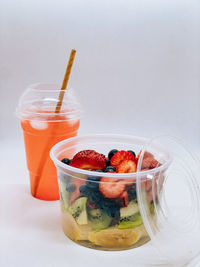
(21, 114), (80, 200)
(17, 83), (81, 200)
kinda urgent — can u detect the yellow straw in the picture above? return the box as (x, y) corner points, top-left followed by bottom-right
(55, 49), (76, 113)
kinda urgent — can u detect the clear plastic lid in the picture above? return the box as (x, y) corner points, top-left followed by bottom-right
(16, 83), (82, 121)
(136, 135), (200, 266)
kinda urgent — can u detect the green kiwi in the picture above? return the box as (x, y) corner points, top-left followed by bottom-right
(88, 209), (112, 230)
(58, 179), (70, 211)
(118, 200), (143, 229)
(68, 197), (88, 225)
(120, 200), (139, 217)
(118, 213), (143, 229)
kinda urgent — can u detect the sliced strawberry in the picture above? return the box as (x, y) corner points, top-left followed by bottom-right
(150, 159), (161, 169)
(117, 160), (137, 173)
(120, 191), (129, 207)
(137, 151), (160, 170)
(141, 157), (153, 170)
(110, 150), (136, 167)
(136, 151), (153, 163)
(144, 151), (154, 159)
(69, 150), (106, 170)
(99, 177), (125, 198)
(141, 157), (160, 170)
(122, 178), (136, 185)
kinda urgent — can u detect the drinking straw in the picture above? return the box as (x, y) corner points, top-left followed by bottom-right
(55, 49), (76, 113)
(33, 49), (77, 197)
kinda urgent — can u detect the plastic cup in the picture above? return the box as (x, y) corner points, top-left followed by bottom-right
(16, 83), (81, 200)
(50, 135), (200, 265)
(50, 134), (171, 250)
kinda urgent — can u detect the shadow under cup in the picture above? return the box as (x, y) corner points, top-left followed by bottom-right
(17, 83), (81, 201)
(50, 134), (171, 251)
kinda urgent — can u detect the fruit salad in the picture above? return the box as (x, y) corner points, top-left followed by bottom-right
(58, 149), (161, 250)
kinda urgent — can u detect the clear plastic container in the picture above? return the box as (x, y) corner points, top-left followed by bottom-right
(16, 83), (82, 200)
(50, 134), (200, 266)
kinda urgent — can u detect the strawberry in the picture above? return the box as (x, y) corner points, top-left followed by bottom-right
(136, 151), (160, 170)
(141, 157), (153, 170)
(123, 178), (136, 184)
(136, 151), (153, 162)
(141, 157), (160, 170)
(150, 159), (161, 169)
(110, 150), (136, 167)
(69, 150), (106, 170)
(120, 191), (129, 207)
(144, 151), (154, 159)
(117, 160), (137, 173)
(99, 177), (125, 198)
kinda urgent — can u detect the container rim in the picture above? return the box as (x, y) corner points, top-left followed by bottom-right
(50, 134), (172, 179)
(28, 82), (73, 92)
(16, 83), (82, 121)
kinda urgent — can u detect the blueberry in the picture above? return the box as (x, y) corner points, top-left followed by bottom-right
(95, 169), (103, 172)
(104, 166), (116, 172)
(128, 185), (137, 200)
(111, 215), (120, 225)
(66, 183), (76, 192)
(87, 176), (101, 182)
(110, 207), (120, 219)
(106, 159), (110, 166)
(108, 149), (118, 160)
(79, 185), (90, 196)
(61, 158), (71, 165)
(90, 190), (103, 203)
(86, 176), (101, 189)
(127, 150), (136, 157)
(99, 198), (120, 218)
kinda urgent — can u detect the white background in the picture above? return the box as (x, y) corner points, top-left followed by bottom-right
(1, 0), (200, 147)
(0, 0), (200, 266)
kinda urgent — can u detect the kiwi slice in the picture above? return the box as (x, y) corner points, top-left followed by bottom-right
(118, 213), (143, 229)
(88, 209), (112, 230)
(68, 197), (88, 225)
(118, 200), (143, 229)
(120, 200), (139, 217)
(58, 179), (70, 211)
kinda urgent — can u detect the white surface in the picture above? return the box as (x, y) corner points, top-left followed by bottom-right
(1, 184), (200, 267)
